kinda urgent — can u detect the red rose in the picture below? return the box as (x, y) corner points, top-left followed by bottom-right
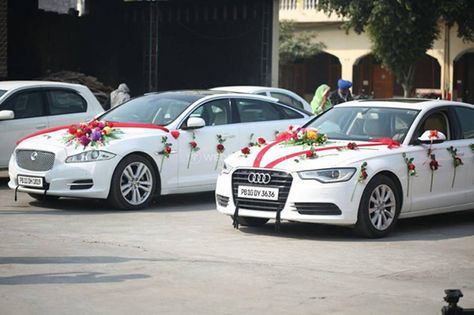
(408, 163), (416, 171)
(430, 160), (439, 170)
(257, 137), (266, 145)
(305, 151), (314, 158)
(68, 126), (77, 135)
(241, 147), (250, 155)
(361, 170), (368, 179)
(190, 141), (198, 149)
(75, 130), (84, 138)
(347, 142), (356, 150)
(217, 143), (225, 153)
(165, 146), (172, 154)
(454, 157), (463, 166)
(91, 120), (98, 128)
(171, 130), (180, 139)
(106, 122), (114, 128)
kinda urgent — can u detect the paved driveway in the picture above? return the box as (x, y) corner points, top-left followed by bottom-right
(0, 178), (473, 314)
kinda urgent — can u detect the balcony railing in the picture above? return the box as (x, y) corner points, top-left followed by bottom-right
(280, 0), (297, 10)
(303, 0), (319, 9)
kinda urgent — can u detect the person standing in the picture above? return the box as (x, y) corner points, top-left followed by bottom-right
(329, 79), (353, 105)
(310, 84), (332, 115)
(110, 83), (131, 108)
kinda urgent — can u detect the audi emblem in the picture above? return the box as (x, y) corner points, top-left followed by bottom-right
(30, 151), (38, 161)
(247, 172), (271, 185)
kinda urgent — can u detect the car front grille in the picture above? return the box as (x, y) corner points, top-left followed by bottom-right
(16, 150), (55, 171)
(232, 169), (293, 212)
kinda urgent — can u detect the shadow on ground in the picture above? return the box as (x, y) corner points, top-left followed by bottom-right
(238, 210), (474, 242)
(0, 272), (150, 285)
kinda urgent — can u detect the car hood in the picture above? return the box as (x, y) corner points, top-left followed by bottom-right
(225, 139), (402, 172)
(16, 123), (170, 155)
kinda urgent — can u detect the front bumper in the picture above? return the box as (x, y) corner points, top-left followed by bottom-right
(8, 147), (119, 199)
(216, 168), (363, 226)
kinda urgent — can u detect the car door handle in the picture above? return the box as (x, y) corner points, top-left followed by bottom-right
(35, 124), (47, 130)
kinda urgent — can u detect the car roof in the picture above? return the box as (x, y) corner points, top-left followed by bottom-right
(335, 98), (474, 110)
(211, 86), (275, 93)
(0, 80), (86, 90)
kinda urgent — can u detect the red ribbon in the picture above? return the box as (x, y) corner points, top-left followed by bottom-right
(257, 138), (401, 169)
(16, 122), (169, 146)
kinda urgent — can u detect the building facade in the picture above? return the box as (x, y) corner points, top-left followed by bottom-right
(279, 0), (474, 104)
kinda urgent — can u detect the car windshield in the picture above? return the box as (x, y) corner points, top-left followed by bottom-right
(0, 89), (6, 98)
(307, 106), (420, 142)
(99, 93), (196, 126)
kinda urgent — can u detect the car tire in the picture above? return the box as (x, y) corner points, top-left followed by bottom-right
(232, 216), (269, 227)
(108, 154), (156, 210)
(28, 193), (60, 202)
(354, 175), (401, 238)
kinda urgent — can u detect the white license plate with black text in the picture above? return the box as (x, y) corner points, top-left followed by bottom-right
(18, 175), (44, 188)
(237, 185), (279, 201)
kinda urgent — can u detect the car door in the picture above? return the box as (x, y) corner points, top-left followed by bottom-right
(177, 98), (239, 190)
(0, 89), (48, 168)
(232, 98), (306, 147)
(452, 105), (474, 204)
(408, 107), (468, 212)
(45, 89), (90, 127)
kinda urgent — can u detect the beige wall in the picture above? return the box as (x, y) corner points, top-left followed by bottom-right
(279, 3), (474, 98)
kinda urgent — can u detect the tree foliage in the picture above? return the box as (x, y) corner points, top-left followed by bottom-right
(279, 20), (326, 64)
(318, 0), (474, 97)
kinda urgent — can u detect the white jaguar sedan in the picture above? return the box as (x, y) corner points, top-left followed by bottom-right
(215, 99), (474, 237)
(8, 90), (311, 209)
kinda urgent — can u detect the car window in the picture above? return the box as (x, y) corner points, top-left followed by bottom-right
(454, 106), (474, 139)
(417, 111), (450, 140)
(236, 99), (283, 123)
(189, 99), (231, 126)
(279, 105), (304, 119)
(270, 92), (303, 109)
(47, 90), (87, 115)
(100, 94), (192, 125)
(1, 91), (46, 119)
(308, 107), (419, 141)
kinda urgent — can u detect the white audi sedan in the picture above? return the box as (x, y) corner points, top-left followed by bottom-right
(216, 99), (474, 237)
(8, 90), (311, 209)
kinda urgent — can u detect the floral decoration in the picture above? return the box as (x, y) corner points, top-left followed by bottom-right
(351, 162), (368, 201)
(248, 134), (267, 147)
(215, 134), (226, 170)
(170, 130), (180, 140)
(428, 154), (439, 192)
(276, 125), (327, 147)
(159, 136), (172, 172)
(347, 142), (358, 150)
(447, 146), (463, 188)
(241, 146), (251, 157)
(402, 153), (416, 197)
(187, 132), (200, 169)
(63, 120), (122, 149)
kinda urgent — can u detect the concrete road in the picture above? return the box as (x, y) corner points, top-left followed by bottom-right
(0, 177), (473, 315)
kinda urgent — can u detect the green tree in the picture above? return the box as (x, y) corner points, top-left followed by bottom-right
(279, 20), (326, 64)
(318, 0), (474, 97)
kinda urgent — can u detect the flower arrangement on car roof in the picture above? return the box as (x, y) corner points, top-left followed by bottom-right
(63, 120), (123, 149)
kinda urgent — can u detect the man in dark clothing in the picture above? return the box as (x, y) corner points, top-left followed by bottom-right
(329, 79), (353, 105)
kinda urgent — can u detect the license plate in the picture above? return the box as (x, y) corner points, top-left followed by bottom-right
(237, 185), (279, 201)
(18, 175), (44, 188)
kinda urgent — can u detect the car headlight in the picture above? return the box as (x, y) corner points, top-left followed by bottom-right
(298, 168), (356, 183)
(222, 161), (233, 174)
(65, 150), (116, 163)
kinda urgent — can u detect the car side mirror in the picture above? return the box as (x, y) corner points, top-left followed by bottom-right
(183, 117), (205, 130)
(417, 130), (446, 144)
(0, 110), (14, 121)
